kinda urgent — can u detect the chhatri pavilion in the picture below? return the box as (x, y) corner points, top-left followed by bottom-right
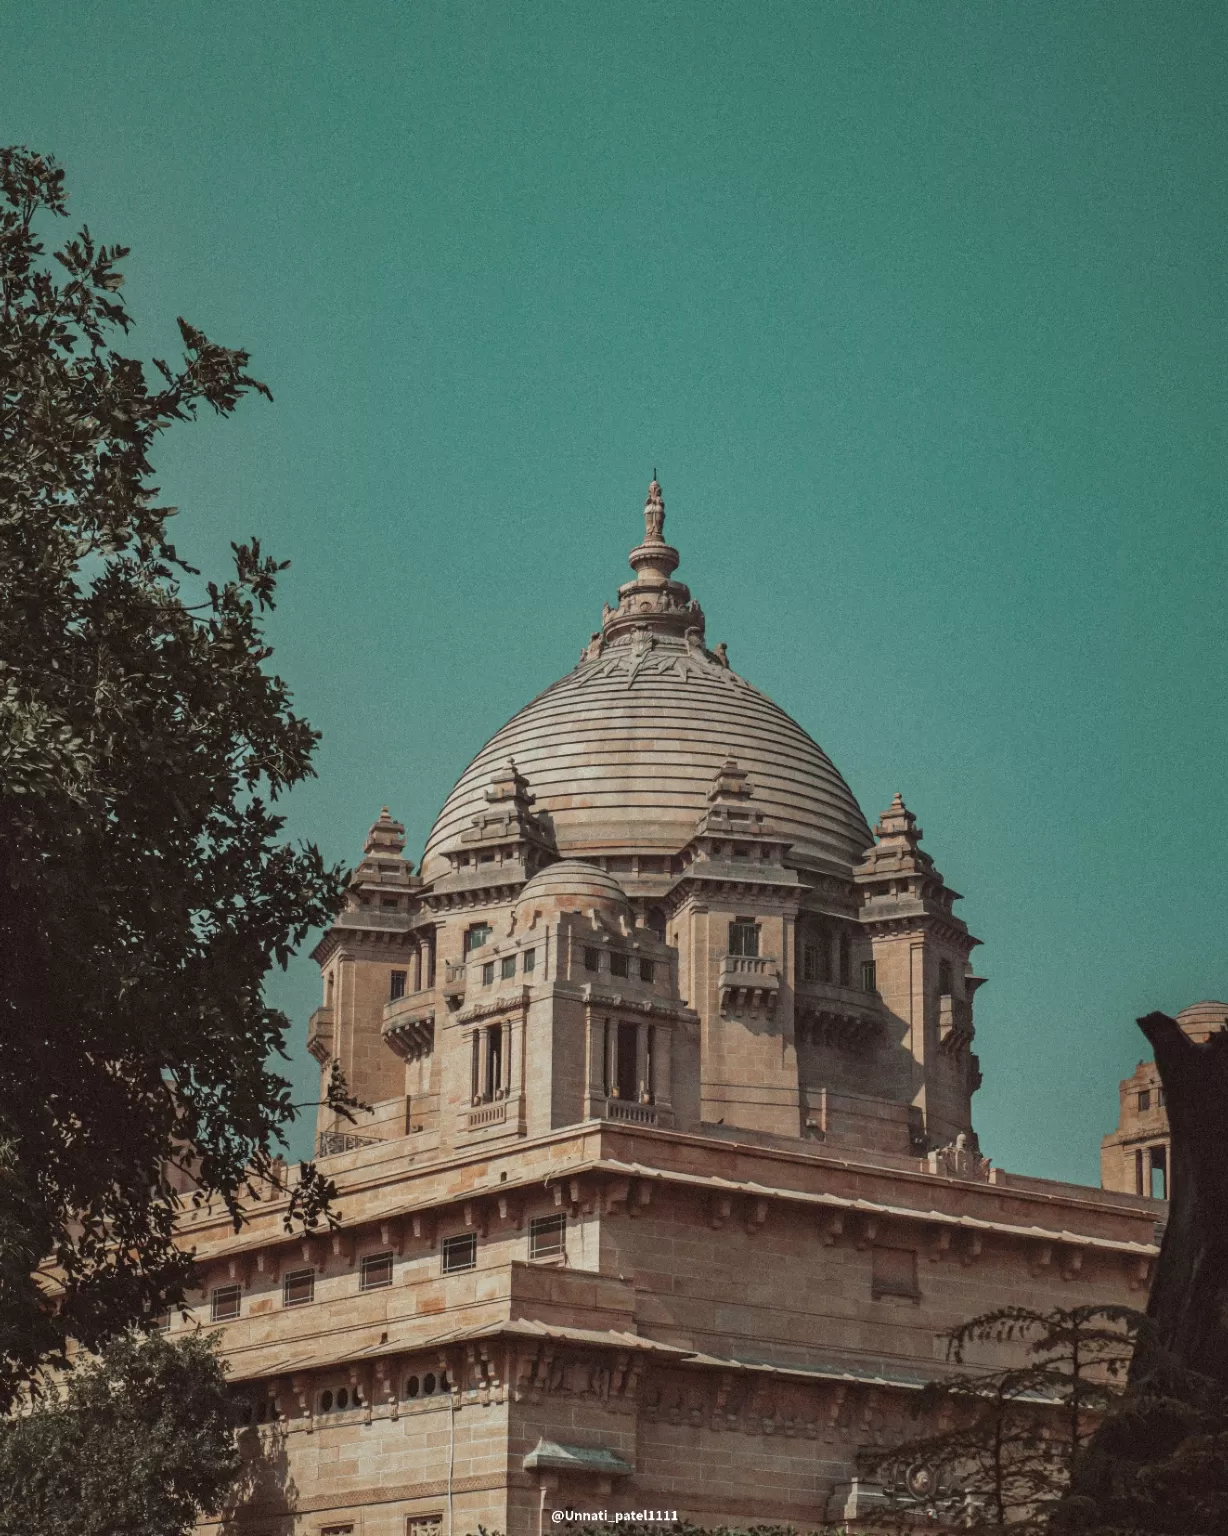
(187, 480), (1161, 1536)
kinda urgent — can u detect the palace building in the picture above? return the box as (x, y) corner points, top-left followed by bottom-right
(188, 481), (1162, 1536)
(1100, 1000), (1228, 1200)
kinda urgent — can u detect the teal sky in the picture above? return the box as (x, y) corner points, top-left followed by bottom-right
(6, 2), (1226, 1183)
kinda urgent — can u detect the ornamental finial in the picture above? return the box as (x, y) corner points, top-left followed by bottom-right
(644, 476), (665, 544)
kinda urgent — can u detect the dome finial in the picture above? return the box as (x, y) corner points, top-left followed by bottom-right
(644, 475), (665, 544)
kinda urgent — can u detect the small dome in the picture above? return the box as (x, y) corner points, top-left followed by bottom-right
(516, 860), (630, 922)
(1176, 1000), (1228, 1041)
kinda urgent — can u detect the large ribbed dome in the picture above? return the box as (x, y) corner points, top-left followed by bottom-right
(421, 480), (872, 883)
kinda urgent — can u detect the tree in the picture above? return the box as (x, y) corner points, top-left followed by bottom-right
(0, 145), (345, 1404)
(1047, 1011), (1228, 1534)
(0, 1331), (241, 1536)
(862, 1305), (1140, 1532)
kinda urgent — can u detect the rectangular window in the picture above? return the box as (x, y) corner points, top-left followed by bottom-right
(802, 943), (819, 983)
(322, 1527), (356, 1536)
(442, 1233), (477, 1275)
(1149, 1145), (1168, 1201)
(407, 1518), (443, 1536)
(151, 1310), (172, 1333)
(610, 951), (629, 978)
(282, 1268), (315, 1307)
(359, 1251), (394, 1291)
(1156, 1087), (1165, 1108)
(616, 1020), (638, 1102)
(210, 1284), (242, 1323)
(1138, 1089), (1151, 1112)
(484, 1024), (503, 1101)
(481, 961), (495, 986)
(729, 918), (759, 957)
(584, 947), (600, 972)
(390, 969), (407, 1001)
(639, 957), (654, 983)
(523, 948), (535, 973)
(861, 960), (877, 992)
(500, 955), (516, 980)
(871, 1246), (919, 1299)
(530, 1212), (567, 1260)
(838, 934), (851, 987)
(465, 923), (492, 953)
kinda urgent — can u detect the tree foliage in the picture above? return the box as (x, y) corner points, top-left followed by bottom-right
(0, 1331), (241, 1536)
(1049, 1352), (1228, 1534)
(0, 146), (345, 1403)
(862, 1305), (1140, 1533)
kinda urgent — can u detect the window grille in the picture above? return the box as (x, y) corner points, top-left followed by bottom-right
(530, 1212), (567, 1260)
(729, 918), (759, 957)
(465, 923), (492, 953)
(861, 960), (877, 992)
(442, 1233), (477, 1274)
(283, 1268), (315, 1307)
(210, 1284), (241, 1322)
(390, 969), (407, 1000)
(359, 1251), (394, 1291)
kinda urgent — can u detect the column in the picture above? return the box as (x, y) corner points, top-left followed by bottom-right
(412, 942), (422, 993)
(605, 1020), (618, 1100)
(636, 1023), (649, 1103)
(654, 1024), (672, 1107)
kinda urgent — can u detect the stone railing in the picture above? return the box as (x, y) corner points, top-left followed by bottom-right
(605, 1098), (657, 1126)
(467, 1101), (508, 1130)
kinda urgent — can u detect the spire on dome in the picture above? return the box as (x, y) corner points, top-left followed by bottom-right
(874, 792), (922, 851)
(597, 476), (705, 647)
(707, 755), (753, 802)
(364, 806), (406, 856)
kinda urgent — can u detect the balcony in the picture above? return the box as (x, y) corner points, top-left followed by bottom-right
(381, 991), (435, 1060)
(938, 995), (974, 1052)
(795, 979), (883, 1055)
(316, 1129), (379, 1158)
(718, 953), (780, 1014)
(306, 1006), (334, 1064)
(441, 960), (467, 1007)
